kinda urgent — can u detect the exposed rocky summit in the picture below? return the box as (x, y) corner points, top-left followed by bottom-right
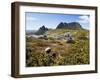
(39, 25), (48, 31)
(35, 25), (48, 35)
(35, 22), (82, 35)
(57, 22), (68, 29)
(56, 22), (82, 30)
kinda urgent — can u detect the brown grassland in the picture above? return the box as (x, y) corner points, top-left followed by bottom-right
(26, 29), (89, 67)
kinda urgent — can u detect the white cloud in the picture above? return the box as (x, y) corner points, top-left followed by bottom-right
(77, 15), (90, 23)
(26, 17), (38, 21)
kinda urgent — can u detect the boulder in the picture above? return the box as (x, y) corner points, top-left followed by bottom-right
(66, 36), (75, 43)
(45, 47), (51, 53)
(38, 35), (48, 40)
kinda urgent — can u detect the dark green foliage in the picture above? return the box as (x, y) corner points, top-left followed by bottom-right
(48, 37), (55, 40)
(63, 40), (89, 65)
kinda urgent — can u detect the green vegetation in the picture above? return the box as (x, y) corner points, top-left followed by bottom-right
(26, 29), (89, 67)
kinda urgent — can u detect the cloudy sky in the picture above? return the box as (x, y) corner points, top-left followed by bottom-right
(25, 12), (90, 30)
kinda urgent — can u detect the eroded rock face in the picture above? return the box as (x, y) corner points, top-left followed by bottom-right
(56, 22), (82, 30)
(57, 22), (68, 29)
(35, 25), (48, 35)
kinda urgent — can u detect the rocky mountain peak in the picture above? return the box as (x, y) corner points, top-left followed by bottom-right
(56, 22), (82, 29)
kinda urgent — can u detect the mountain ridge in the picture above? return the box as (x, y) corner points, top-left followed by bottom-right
(35, 22), (83, 35)
(56, 22), (82, 29)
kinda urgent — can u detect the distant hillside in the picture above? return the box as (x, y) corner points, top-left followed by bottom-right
(46, 29), (88, 39)
(56, 22), (82, 30)
(26, 30), (37, 35)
